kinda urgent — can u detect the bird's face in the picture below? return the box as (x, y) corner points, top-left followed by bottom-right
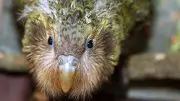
(21, 0), (149, 98)
(23, 13), (120, 98)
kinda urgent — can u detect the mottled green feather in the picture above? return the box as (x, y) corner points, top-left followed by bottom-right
(20, 0), (150, 98)
(21, 0), (149, 56)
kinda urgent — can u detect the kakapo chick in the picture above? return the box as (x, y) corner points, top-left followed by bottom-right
(21, 0), (150, 99)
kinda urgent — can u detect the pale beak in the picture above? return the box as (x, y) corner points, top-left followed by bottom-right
(59, 56), (77, 93)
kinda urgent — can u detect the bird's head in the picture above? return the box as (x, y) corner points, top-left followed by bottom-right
(21, 0), (125, 99)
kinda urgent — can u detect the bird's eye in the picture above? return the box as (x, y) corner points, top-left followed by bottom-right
(87, 40), (93, 48)
(48, 36), (53, 45)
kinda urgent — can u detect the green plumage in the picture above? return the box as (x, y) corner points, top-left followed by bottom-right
(19, 0), (150, 99)
(21, 0), (150, 40)
(21, 0), (150, 63)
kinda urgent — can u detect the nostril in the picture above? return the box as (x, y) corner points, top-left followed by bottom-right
(72, 59), (77, 66)
(59, 59), (63, 65)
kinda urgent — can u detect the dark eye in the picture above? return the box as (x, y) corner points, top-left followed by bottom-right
(48, 36), (53, 45)
(87, 40), (93, 48)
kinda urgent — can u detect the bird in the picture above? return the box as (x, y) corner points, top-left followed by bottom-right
(20, 0), (150, 100)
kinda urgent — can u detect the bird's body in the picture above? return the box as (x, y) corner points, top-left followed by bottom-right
(21, 0), (150, 100)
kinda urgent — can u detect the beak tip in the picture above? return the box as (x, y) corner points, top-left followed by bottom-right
(60, 72), (75, 94)
(61, 85), (71, 93)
